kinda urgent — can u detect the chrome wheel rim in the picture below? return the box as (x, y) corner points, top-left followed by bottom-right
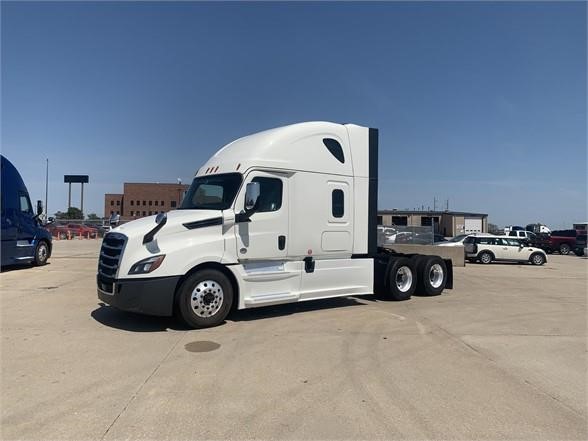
(533, 255), (543, 264)
(481, 253), (491, 263)
(37, 243), (48, 262)
(429, 263), (444, 288)
(395, 266), (413, 292)
(190, 280), (224, 318)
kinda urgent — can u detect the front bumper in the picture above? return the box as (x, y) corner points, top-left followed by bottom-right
(97, 275), (181, 316)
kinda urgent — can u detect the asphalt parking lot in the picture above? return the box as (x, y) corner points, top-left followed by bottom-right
(1, 240), (586, 440)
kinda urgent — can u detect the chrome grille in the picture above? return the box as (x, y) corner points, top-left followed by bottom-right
(98, 233), (126, 280)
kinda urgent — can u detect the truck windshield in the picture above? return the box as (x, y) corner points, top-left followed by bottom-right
(179, 173), (242, 210)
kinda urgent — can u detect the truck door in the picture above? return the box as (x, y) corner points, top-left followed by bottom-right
(1, 207), (18, 266)
(235, 171), (288, 260)
(15, 192), (36, 260)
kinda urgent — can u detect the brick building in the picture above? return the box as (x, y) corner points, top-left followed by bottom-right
(104, 182), (189, 220)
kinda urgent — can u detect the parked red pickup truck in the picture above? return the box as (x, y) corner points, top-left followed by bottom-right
(533, 230), (579, 255)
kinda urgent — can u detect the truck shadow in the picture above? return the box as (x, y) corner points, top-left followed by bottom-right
(229, 296), (364, 322)
(0, 263), (51, 273)
(91, 296), (365, 332)
(91, 304), (184, 332)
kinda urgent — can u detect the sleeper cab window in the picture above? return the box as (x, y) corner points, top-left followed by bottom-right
(332, 189), (344, 218)
(323, 138), (345, 164)
(251, 177), (282, 212)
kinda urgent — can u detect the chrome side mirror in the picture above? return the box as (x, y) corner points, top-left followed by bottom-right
(245, 182), (260, 211)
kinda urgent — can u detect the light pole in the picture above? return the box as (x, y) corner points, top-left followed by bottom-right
(45, 158), (49, 217)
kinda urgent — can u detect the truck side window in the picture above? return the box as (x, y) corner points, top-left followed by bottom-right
(332, 189), (344, 218)
(252, 177), (282, 212)
(19, 193), (32, 214)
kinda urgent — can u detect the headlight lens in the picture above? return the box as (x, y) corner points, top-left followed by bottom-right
(129, 255), (165, 275)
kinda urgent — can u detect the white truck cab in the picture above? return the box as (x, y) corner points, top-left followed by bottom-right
(98, 122), (453, 328)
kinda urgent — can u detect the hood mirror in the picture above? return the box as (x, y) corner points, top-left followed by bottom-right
(143, 212), (167, 244)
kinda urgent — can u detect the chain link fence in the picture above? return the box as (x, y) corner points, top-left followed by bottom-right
(377, 225), (437, 246)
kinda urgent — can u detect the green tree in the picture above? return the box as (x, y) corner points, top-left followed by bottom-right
(86, 213), (100, 220)
(54, 207), (84, 220)
(488, 222), (502, 235)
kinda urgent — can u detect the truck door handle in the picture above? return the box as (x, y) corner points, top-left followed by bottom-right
(278, 235), (286, 250)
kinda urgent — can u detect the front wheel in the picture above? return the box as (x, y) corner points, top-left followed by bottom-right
(559, 243), (571, 255)
(33, 240), (49, 266)
(530, 253), (546, 266)
(177, 269), (234, 329)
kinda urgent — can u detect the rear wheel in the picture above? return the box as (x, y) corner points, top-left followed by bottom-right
(415, 256), (447, 296)
(530, 253), (545, 266)
(33, 240), (49, 266)
(559, 243), (571, 255)
(478, 251), (493, 264)
(177, 269), (233, 328)
(384, 257), (416, 301)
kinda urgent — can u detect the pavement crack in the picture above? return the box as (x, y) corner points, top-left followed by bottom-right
(100, 332), (186, 440)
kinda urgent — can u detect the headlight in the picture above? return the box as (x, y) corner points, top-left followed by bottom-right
(129, 255), (165, 275)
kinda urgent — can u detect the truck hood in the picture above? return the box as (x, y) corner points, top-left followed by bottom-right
(112, 209), (223, 240)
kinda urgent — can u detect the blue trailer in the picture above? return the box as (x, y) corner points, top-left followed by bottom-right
(1, 155), (52, 267)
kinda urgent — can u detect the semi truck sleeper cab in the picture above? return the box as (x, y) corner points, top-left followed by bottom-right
(97, 122), (452, 328)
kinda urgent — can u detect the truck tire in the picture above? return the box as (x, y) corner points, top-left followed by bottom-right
(478, 251), (493, 264)
(559, 243), (571, 255)
(384, 257), (416, 301)
(33, 240), (49, 266)
(530, 253), (545, 266)
(574, 249), (584, 257)
(177, 269), (233, 329)
(415, 256), (447, 296)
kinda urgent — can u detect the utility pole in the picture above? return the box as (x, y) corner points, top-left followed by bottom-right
(433, 196), (437, 211)
(45, 159), (49, 217)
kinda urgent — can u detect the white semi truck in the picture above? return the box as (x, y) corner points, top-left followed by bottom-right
(98, 122), (453, 328)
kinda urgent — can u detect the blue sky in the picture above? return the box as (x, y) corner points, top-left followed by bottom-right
(1, 1), (586, 228)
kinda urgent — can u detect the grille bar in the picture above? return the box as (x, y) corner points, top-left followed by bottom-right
(98, 233), (127, 280)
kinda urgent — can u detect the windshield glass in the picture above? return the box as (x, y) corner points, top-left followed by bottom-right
(179, 173), (242, 210)
(449, 234), (468, 243)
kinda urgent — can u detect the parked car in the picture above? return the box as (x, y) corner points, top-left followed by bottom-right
(436, 233), (493, 247)
(46, 224), (72, 239)
(66, 223), (96, 237)
(464, 235), (546, 265)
